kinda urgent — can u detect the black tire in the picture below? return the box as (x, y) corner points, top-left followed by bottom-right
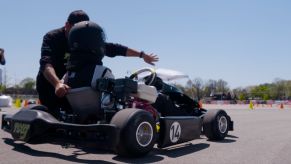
(110, 108), (156, 157)
(203, 109), (229, 140)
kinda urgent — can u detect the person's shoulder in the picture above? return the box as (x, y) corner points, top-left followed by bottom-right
(44, 27), (65, 38)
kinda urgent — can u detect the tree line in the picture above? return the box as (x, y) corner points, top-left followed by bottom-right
(1, 77), (291, 101)
(175, 78), (291, 101)
(1, 77), (37, 95)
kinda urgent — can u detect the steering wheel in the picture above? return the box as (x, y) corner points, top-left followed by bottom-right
(129, 68), (157, 85)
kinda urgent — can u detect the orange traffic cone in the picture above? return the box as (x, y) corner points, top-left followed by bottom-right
(23, 100), (28, 107)
(198, 100), (203, 108)
(280, 103), (284, 109)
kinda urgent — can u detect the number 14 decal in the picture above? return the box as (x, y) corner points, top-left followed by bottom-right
(170, 122), (181, 143)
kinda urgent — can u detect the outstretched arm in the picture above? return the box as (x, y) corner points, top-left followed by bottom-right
(105, 43), (159, 65)
(125, 48), (159, 66)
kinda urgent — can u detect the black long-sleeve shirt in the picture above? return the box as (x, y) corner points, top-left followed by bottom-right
(36, 27), (127, 93)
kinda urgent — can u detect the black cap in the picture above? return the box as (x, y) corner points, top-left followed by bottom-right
(67, 10), (90, 24)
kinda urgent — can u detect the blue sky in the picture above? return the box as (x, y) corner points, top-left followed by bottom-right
(0, 1), (290, 88)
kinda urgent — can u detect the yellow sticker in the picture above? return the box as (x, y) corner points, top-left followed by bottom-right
(13, 122), (30, 140)
(64, 52), (71, 60)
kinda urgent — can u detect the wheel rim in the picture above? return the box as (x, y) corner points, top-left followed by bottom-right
(136, 121), (153, 147)
(218, 116), (228, 134)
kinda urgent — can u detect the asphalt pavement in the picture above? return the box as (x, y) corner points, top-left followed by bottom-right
(1, 106), (291, 164)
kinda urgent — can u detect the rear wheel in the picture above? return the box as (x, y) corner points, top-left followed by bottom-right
(110, 108), (156, 157)
(203, 109), (229, 140)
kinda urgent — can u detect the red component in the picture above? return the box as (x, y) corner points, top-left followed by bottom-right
(128, 98), (158, 120)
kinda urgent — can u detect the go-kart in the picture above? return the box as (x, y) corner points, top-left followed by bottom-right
(1, 68), (233, 157)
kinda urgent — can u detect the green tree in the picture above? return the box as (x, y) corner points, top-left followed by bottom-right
(203, 79), (216, 97)
(286, 81), (291, 99)
(270, 79), (286, 100)
(216, 79), (229, 93)
(191, 78), (204, 100)
(250, 84), (270, 100)
(233, 87), (248, 101)
(184, 80), (195, 99)
(19, 77), (36, 90)
(0, 84), (5, 93)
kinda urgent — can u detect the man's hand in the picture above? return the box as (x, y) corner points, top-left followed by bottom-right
(0, 48), (4, 56)
(0, 48), (5, 65)
(125, 48), (159, 65)
(143, 53), (159, 66)
(55, 82), (70, 98)
(43, 63), (70, 97)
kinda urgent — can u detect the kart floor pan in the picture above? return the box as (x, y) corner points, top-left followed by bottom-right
(2, 110), (119, 149)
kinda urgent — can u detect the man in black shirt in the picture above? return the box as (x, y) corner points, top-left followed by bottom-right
(65, 21), (187, 118)
(36, 10), (159, 117)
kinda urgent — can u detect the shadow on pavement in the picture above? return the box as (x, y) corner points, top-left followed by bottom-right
(156, 143), (210, 158)
(113, 153), (164, 163)
(3, 138), (115, 164)
(113, 143), (209, 163)
(206, 135), (238, 143)
(227, 134), (239, 139)
(4, 137), (211, 163)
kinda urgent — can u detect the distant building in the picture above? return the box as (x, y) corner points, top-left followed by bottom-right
(210, 92), (233, 100)
(203, 92), (237, 104)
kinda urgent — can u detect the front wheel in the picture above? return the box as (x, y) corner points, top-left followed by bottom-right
(203, 109), (229, 140)
(110, 108), (156, 157)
